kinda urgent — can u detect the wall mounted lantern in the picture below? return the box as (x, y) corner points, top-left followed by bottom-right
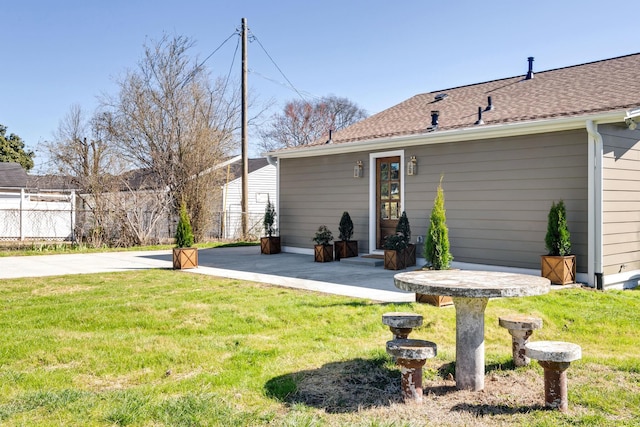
(407, 156), (417, 176)
(354, 160), (363, 178)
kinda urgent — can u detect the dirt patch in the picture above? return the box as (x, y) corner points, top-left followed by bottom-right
(267, 358), (555, 426)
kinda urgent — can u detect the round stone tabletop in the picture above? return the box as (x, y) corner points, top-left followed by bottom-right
(394, 270), (550, 299)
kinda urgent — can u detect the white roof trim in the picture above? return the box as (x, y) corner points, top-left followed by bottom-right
(270, 110), (626, 159)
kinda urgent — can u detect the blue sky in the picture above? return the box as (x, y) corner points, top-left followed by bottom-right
(2, 0), (636, 171)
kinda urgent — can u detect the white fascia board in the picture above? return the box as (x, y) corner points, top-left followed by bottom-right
(270, 111), (626, 159)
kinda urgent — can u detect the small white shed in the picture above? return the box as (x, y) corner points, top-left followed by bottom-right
(220, 157), (276, 239)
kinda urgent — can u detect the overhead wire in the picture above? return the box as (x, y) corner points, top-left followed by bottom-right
(248, 31), (309, 102)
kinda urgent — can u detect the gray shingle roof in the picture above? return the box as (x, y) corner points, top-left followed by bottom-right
(0, 163), (28, 188)
(310, 53), (640, 146)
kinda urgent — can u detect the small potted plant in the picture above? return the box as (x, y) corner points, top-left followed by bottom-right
(383, 234), (408, 270)
(418, 177), (454, 306)
(313, 225), (334, 262)
(541, 200), (576, 285)
(334, 211), (358, 260)
(173, 201), (198, 269)
(260, 198), (280, 254)
(396, 211), (415, 267)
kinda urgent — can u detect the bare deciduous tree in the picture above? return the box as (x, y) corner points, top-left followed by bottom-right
(258, 95), (368, 153)
(102, 34), (238, 241)
(46, 105), (172, 247)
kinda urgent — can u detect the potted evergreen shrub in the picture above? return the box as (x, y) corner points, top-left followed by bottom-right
(396, 211), (416, 267)
(541, 200), (576, 285)
(313, 225), (334, 262)
(173, 201), (198, 269)
(334, 211), (358, 260)
(260, 198), (280, 254)
(383, 234), (408, 270)
(418, 178), (454, 306)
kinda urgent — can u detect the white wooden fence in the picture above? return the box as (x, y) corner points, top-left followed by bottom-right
(0, 189), (76, 241)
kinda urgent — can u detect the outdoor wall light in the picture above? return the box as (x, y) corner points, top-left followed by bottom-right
(354, 160), (363, 178)
(407, 156), (417, 176)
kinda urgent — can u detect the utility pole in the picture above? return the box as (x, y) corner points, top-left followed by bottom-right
(241, 17), (249, 240)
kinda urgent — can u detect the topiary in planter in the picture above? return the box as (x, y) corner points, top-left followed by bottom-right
(545, 200), (571, 256)
(396, 211), (415, 267)
(424, 178), (453, 270)
(335, 211), (358, 260)
(384, 234), (408, 270)
(541, 200), (575, 285)
(261, 198), (280, 254)
(313, 225), (334, 262)
(173, 201), (197, 269)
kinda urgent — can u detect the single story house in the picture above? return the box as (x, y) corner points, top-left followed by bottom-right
(268, 53), (640, 290)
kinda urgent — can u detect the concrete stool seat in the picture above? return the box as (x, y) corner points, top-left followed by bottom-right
(525, 341), (582, 412)
(499, 314), (543, 367)
(386, 339), (437, 403)
(382, 312), (423, 340)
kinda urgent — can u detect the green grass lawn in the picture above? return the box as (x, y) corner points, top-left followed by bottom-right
(0, 269), (638, 426)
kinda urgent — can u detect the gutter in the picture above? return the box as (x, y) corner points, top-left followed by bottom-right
(585, 120), (604, 290)
(269, 110), (625, 159)
(266, 155), (277, 167)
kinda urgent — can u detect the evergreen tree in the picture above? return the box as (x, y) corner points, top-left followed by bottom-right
(396, 211), (411, 245)
(263, 198), (277, 237)
(175, 201), (194, 248)
(545, 200), (571, 256)
(0, 125), (35, 171)
(424, 178), (453, 270)
(338, 211), (354, 241)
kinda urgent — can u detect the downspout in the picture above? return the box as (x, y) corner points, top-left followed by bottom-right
(586, 120), (604, 290)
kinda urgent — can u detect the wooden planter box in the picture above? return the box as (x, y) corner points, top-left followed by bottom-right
(260, 236), (281, 254)
(416, 293), (454, 307)
(334, 240), (358, 261)
(384, 249), (406, 270)
(173, 247), (198, 270)
(404, 244), (416, 267)
(541, 254), (576, 285)
(314, 244), (334, 262)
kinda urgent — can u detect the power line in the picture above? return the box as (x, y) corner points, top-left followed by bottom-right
(249, 31), (308, 102)
(249, 69), (321, 100)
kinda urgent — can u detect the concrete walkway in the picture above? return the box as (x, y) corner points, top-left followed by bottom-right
(0, 246), (415, 303)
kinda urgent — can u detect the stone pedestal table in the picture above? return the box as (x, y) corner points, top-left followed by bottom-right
(394, 270), (550, 391)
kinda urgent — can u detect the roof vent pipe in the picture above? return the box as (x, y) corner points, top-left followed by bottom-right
(430, 110), (439, 129)
(474, 107), (484, 125)
(485, 96), (494, 111)
(526, 56), (534, 80)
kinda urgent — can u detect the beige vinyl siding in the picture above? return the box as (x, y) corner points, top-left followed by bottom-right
(600, 124), (640, 275)
(279, 154), (370, 250)
(403, 130), (588, 271)
(280, 129), (588, 271)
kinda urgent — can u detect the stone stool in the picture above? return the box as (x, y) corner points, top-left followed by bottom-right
(498, 315), (543, 367)
(525, 341), (582, 412)
(386, 339), (437, 403)
(382, 312), (423, 340)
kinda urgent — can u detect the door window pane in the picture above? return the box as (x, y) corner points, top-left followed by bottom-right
(380, 163), (389, 181)
(380, 182), (389, 198)
(390, 202), (399, 219)
(390, 183), (399, 199)
(390, 162), (399, 180)
(381, 202), (390, 220)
